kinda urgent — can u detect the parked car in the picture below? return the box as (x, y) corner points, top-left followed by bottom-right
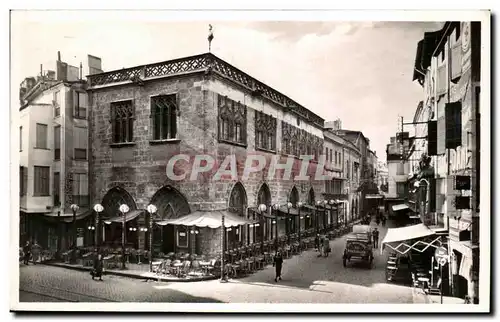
(342, 228), (374, 269)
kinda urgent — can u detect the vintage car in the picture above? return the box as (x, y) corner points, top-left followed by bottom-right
(342, 226), (374, 268)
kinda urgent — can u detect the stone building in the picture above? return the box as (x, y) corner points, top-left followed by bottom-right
(87, 53), (325, 257)
(323, 125), (361, 226)
(411, 21), (481, 303)
(328, 128), (377, 217)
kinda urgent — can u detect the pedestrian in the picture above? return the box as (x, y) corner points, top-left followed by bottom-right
(91, 252), (104, 281)
(372, 228), (379, 249)
(382, 215), (387, 227)
(323, 236), (331, 257)
(314, 234), (320, 251)
(273, 249), (283, 282)
(318, 235), (324, 257)
(31, 240), (41, 265)
(23, 241), (31, 265)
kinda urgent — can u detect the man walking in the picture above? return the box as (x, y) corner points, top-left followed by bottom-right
(273, 250), (284, 282)
(23, 241), (31, 265)
(372, 228), (380, 249)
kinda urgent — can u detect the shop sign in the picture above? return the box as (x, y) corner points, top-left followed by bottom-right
(434, 246), (448, 262)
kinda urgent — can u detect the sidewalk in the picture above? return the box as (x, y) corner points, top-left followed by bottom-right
(412, 287), (466, 304)
(40, 261), (216, 283)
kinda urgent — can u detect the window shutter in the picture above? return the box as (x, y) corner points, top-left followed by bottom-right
(427, 120), (438, 156)
(436, 65), (447, 96)
(429, 178), (437, 212)
(437, 116), (446, 155)
(445, 102), (462, 149)
(451, 43), (462, 81)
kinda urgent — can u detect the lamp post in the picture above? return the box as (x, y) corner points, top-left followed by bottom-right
(315, 200), (321, 235)
(297, 201), (303, 248)
(119, 204), (130, 269)
(87, 224), (95, 247)
(220, 213), (226, 282)
(272, 203), (280, 251)
(329, 199), (336, 229)
(415, 179), (430, 223)
(146, 204), (157, 272)
(93, 204), (104, 250)
(258, 204), (267, 249)
(70, 204), (79, 263)
(322, 200), (328, 232)
(286, 202), (292, 244)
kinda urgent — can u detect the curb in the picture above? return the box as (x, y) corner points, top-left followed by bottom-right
(41, 262), (217, 283)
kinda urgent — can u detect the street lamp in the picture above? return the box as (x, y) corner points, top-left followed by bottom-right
(119, 204), (130, 269)
(286, 202), (292, 244)
(315, 200), (322, 235)
(258, 204), (267, 248)
(146, 204), (157, 272)
(328, 199), (336, 229)
(272, 203), (280, 251)
(297, 201), (304, 249)
(415, 179), (430, 222)
(70, 204), (79, 263)
(93, 203), (104, 249)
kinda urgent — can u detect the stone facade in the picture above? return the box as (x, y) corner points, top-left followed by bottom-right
(88, 60), (325, 256)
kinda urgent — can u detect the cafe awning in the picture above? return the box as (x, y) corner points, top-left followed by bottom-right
(392, 204), (410, 212)
(103, 209), (146, 224)
(157, 210), (256, 228)
(365, 194), (384, 199)
(45, 209), (93, 223)
(278, 206), (300, 216)
(381, 224), (441, 255)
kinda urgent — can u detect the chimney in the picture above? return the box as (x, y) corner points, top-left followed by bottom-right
(79, 62), (83, 80)
(333, 118), (342, 130)
(57, 51), (61, 61)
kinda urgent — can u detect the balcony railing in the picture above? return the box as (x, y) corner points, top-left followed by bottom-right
(87, 53), (324, 127)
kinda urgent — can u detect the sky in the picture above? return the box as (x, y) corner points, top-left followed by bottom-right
(11, 11), (444, 160)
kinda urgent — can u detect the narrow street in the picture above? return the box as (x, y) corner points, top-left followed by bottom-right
(19, 219), (416, 304)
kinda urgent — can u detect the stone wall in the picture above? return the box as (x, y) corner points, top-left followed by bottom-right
(90, 72), (327, 255)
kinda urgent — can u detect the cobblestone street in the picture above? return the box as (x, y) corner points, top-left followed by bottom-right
(19, 220), (417, 304)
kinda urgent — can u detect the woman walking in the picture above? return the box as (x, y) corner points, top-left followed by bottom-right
(323, 237), (331, 257)
(273, 250), (284, 282)
(91, 252), (104, 281)
(23, 241), (31, 265)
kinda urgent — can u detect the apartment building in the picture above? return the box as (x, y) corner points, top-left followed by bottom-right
(411, 21), (481, 303)
(19, 52), (101, 252)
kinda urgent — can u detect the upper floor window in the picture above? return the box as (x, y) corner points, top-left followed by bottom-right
(35, 123), (48, 149)
(73, 173), (89, 206)
(255, 111), (276, 151)
(334, 151), (337, 164)
(54, 91), (61, 117)
(111, 100), (134, 144)
(20, 166), (27, 196)
(329, 150), (332, 164)
(74, 91), (87, 119)
(34, 166), (50, 196)
(325, 147), (329, 162)
(151, 94), (177, 140)
(73, 126), (88, 160)
(53, 172), (60, 206)
(218, 95), (247, 145)
(54, 126), (61, 160)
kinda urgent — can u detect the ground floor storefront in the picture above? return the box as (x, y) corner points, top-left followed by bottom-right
(449, 239), (479, 303)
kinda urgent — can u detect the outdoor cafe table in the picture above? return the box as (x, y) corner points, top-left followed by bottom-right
(172, 261), (184, 277)
(199, 261), (212, 275)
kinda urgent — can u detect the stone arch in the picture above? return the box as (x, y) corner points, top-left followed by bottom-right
(101, 186), (137, 219)
(256, 182), (272, 206)
(308, 187), (315, 205)
(149, 186), (191, 221)
(289, 186), (299, 207)
(228, 182), (247, 217)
